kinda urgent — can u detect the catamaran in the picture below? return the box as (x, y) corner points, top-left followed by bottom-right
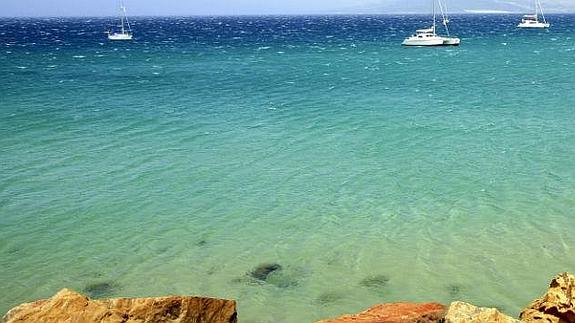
(402, 0), (460, 46)
(107, 1), (133, 40)
(518, 0), (550, 28)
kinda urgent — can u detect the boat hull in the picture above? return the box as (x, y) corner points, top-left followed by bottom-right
(402, 37), (460, 47)
(517, 22), (550, 28)
(442, 37), (460, 46)
(108, 33), (133, 41)
(402, 37), (445, 46)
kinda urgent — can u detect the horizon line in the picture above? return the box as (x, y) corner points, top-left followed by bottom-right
(1, 11), (574, 19)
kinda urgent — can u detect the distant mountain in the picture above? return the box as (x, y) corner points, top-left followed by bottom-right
(346, 0), (574, 14)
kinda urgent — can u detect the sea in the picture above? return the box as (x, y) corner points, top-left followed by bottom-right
(1, 14), (574, 322)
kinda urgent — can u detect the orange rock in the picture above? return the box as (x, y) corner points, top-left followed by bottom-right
(317, 302), (446, 323)
(520, 272), (575, 323)
(1, 288), (237, 323)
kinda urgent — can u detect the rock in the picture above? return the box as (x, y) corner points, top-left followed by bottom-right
(359, 275), (390, 289)
(83, 281), (118, 299)
(445, 301), (521, 323)
(2, 288), (237, 323)
(316, 291), (345, 305)
(249, 263), (282, 281)
(317, 302), (446, 323)
(520, 272), (575, 323)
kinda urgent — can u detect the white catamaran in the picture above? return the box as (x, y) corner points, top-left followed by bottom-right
(107, 1), (133, 40)
(402, 0), (460, 46)
(518, 0), (550, 28)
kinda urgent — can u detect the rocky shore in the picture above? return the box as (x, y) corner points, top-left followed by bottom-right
(2, 272), (574, 323)
(1, 289), (237, 323)
(320, 272), (575, 323)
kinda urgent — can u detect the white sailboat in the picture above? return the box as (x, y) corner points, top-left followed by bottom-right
(517, 0), (550, 28)
(107, 1), (133, 40)
(402, 0), (460, 46)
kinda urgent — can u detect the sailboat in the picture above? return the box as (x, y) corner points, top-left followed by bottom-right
(517, 0), (550, 28)
(402, 0), (460, 46)
(107, 1), (133, 40)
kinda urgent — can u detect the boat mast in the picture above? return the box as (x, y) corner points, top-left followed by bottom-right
(437, 0), (450, 36)
(537, 0), (547, 23)
(117, 0), (132, 35)
(120, 5), (125, 35)
(432, 0), (436, 36)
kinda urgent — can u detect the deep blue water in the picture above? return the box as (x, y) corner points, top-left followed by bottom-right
(1, 15), (575, 322)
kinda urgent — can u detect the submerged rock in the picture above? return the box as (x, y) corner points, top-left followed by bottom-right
(445, 301), (521, 323)
(265, 272), (299, 288)
(249, 263), (282, 281)
(235, 263), (298, 288)
(1, 288), (237, 323)
(317, 302), (446, 323)
(83, 281), (118, 299)
(316, 291), (345, 305)
(359, 275), (390, 289)
(520, 272), (575, 323)
(447, 284), (463, 298)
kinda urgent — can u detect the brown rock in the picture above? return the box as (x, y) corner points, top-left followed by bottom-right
(317, 302), (446, 323)
(445, 301), (521, 323)
(520, 272), (575, 323)
(2, 288), (237, 323)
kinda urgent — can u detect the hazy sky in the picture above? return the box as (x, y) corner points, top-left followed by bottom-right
(1, 0), (573, 17)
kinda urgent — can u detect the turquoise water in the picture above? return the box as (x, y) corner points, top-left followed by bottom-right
(1, 15), (575, 322)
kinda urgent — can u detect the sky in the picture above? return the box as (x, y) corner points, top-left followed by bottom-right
(1, 0), (574, 17)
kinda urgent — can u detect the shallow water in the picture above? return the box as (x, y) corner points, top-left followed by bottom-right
(1, 15), (575, 322)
